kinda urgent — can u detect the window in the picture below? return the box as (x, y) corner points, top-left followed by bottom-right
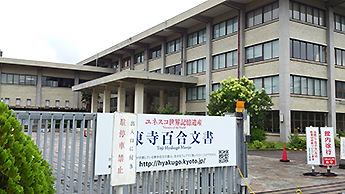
(334, 14), (345, 32)
(335, 48), (345, 66)
(337, 113), (345, 131)
(187, 29), (206, 47)
(187, 86), (206, 101)
(165, 64), (181, 75)
(291, 111), (327, 133)
(252, 76), (279, 94)
(55, 100), (60, 107)
(65, 100), (70, 108)
(4, 98), (9, 105)
(213, 50), (238, 70)
(150, 45), (161, 59)
(290, 75), (327, 97)
(167, 38), (182, 54)
(290, 1), (325, 26)
(212, 83), (223, 92)
(213, 17), (238, 39)
(246, 2), (279, 28)
(26, 99), (31, 106)
(122, 57), (131, 68)
(336, 81), (345, 99)
(150, 69), (161, 74)
(290, 39), (326, 63)
(45, 100), (50, 107)
(16, 98), (20, 106)
(187, 58), (206, 75)
(134, 52), (144, 64)
(1, 73), (37, 86)
(246, 40), (278, 63)
(42, 77), (74, 88)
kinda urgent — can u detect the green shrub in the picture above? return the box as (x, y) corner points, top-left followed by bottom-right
(250, 127), (267, 142)
(264, 141), (276, 149)
(0, 102), (55, 193)
(338, 130), (345, 138)
(252, 140), (266, 149)
(288, 129), (306, 149)
(335, 137), (340, 147)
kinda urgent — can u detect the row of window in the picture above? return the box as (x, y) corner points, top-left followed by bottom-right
(187, 86), (206, 101)
(246, 40), (279, 63)
(290, 39), (326, 63)
(150, 46), (162, 59)
(246, 2), (279, 28)
(123, 57), (131, 68)
(213, 50), (238, 70)
(334, 14), (345, 32)
(336, 81), (345, 99)
(213, 17), (238, 39)
(187, 29), (206, 47)
(290, 75), (327, 97)
(187, 58), (206, 75)
(338, 113), (345, 131)
(1, 73), (37, 86)
(291, 111), (327, 133)
(42, 77), (75, 88)
(289, 1), (325, 26)
(252, 76), (279, 94)
(2, 98), (71, 108)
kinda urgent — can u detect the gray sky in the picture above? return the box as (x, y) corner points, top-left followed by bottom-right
(0, 0), (207, 64)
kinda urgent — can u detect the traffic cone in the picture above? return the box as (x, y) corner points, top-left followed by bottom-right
(84, 130), (87, 137)
(280, 146), (290, 163)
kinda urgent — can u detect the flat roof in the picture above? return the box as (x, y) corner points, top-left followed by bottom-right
(72, 70), (198, 92)
(0, 57), (115, 73)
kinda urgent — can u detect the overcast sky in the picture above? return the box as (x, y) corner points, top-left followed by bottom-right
(1, 0), (207, 64)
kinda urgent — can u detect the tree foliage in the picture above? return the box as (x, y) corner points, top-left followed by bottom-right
(207, 77), (273, 140)
(0, 102), (55, 193)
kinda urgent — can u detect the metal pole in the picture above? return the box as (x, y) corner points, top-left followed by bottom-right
(236, 112), (244, 194)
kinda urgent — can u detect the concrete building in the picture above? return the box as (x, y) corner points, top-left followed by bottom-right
(2, 0), (345, 142)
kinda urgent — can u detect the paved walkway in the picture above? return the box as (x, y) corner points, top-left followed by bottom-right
(248, 149), (345, 193)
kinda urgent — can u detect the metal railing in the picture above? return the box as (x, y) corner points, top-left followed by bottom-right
(15, 111), (236, 194)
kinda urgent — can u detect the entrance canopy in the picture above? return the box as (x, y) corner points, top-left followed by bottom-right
(72, 70), (198, 92)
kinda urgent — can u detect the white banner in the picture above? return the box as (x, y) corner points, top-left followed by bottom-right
(341, 137), (345, 160)
(320, 127), (336, 165)
(136, 114), (237, 172)
(306, 127), (320, 165)
(110, 112), (137, 186)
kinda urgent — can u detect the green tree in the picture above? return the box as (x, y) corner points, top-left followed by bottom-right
(0, 102), (55, 193)
(81, 92), (92, 112)
(207, 77), (273, 140)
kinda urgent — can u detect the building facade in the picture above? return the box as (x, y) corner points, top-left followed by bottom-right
(2, 0), (345, 142)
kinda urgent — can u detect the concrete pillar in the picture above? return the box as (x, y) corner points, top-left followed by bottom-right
(181, 33), (187, 76)
(326, 3), (336, 133)
(238, 9), (246, 78)
(161, 40), (166, 73)
(36, 68), (42, 107)
(117, 85), (126, 112)
(134, 83), (144, 114)
(103, 86), (111, 113)
(91, 89), (98, 113)
(159, 90), (165, 109)
(205, 21), (213, 114)
(130, 52), (134, 70)
(73, 71), (80, 108)
(144, 48), (149, 71)
(118, 58), (123, 72)
(180, 84), (187, 114)
(279, 0), (291, 142)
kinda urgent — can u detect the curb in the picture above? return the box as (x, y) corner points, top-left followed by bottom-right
(287, 148), (307, 152)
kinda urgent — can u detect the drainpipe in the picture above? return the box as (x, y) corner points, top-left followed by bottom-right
(237, 9), (241, 79)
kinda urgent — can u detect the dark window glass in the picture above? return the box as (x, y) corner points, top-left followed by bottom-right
(293, 40), (300, 59)
(301, 42), (306, 60)
(307, 43), (314, 60)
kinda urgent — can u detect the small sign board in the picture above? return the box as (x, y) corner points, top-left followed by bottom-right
(320, 127), (336, 165)
(136, 114), (237, 172)
(341, 137), (345, 160)
(306, 127), (320, 165)
(110, 112), (137, 186)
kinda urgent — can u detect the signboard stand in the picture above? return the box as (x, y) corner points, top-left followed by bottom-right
(303, 127), (320, 176)
(303, 165), (319, 176)
(320, 127), (337, 177)
(340, 137), (345, 169)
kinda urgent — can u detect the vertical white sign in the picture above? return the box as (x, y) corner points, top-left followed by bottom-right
(320, 127), (336, 165)
(306, 127), (320, 165)
(341, 137), (345, 160)
(110, 112), (137, 186)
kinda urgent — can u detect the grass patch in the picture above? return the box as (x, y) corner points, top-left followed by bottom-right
(248, 141), (289, 150)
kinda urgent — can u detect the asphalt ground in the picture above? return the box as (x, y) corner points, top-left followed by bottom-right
(247, 148), (345, 193)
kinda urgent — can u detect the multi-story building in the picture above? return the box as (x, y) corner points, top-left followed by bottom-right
(2, 0), (345, 142)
